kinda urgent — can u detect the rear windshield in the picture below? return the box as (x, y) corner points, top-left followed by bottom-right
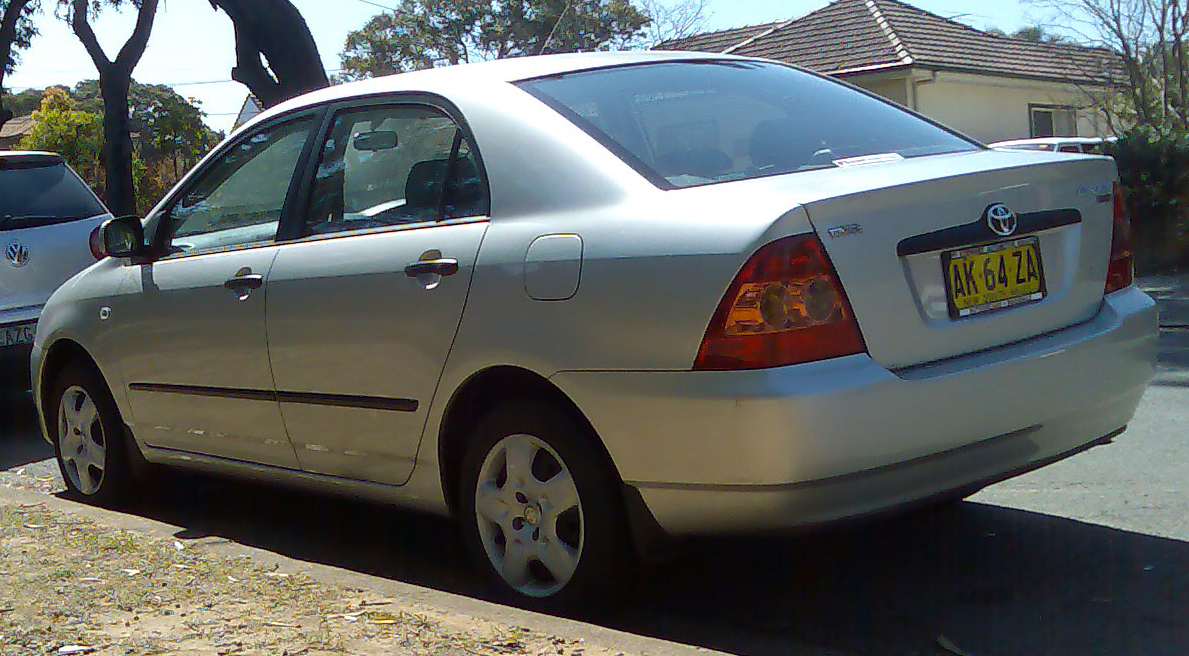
(0, 161), (107, 231)
(519, 60), (980, 188)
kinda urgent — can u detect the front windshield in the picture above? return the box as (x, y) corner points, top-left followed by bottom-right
(519, 60), (980, 189)
(0, 162), (107, 231)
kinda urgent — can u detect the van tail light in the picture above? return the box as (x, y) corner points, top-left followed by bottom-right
(88, 225), (105, 260)
(694, 234), (867, 370)
(1105, 182), (1133, 294)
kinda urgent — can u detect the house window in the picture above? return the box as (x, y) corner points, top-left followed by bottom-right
(1030, 105), (1077, 138)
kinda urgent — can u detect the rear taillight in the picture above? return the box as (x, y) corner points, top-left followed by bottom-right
(694, 234), (866, 370)
(1105, 181), (1133, 294)
(88, 225), (105, 260)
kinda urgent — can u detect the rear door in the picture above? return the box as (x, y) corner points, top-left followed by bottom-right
(266, 100), (489, 485)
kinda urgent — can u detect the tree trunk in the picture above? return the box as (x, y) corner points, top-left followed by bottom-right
(0, 0), (36, 132)
(208, 0), (328, 108)
(99, 72), (136, 216)
(71, 0), (158, 216)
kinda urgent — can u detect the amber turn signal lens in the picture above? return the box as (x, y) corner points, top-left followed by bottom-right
(1105, 181), (1133, 294)
(694, 233), (866, 370)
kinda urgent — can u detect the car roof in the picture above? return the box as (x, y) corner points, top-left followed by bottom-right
(245, 51), (748, 132)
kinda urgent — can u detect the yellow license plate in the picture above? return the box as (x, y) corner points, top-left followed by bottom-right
(943, 237), (1045, 318)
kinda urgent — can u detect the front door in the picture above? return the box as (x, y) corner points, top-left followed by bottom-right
(116, 114), (319, 467)
(266, 102), (490, 484)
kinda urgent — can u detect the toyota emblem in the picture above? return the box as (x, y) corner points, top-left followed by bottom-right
(5, 242), (29, 268)
(985, 203), (1018, 237)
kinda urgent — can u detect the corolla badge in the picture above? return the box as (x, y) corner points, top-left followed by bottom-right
(985, 203), (1018, 237)
(5, 242), (29, 268)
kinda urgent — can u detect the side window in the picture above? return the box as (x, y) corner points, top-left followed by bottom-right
(162, 117), (314, 256)
(304, 104), (488, 236)
(445, 136), (486, 219)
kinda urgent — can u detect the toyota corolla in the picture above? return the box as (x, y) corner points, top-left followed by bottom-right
(31, 52), (1158, 606)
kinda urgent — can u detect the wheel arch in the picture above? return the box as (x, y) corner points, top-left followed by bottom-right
(437, 365), (620, 515)
(38, 339), (104, 430)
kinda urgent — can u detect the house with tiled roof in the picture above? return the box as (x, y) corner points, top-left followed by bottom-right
(660, 0), (1123, 143)
(0, 115), (36, 149)
(233, 95), (263, 130)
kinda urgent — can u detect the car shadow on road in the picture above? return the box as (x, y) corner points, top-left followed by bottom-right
(5, 383), (1187, 656)
(0, 388), (53, 470)
(108, 470), (1188, 656)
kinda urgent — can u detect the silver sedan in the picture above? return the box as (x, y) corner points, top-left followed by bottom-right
(30, 51), (1157, 606)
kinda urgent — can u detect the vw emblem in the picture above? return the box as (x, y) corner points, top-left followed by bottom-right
(985, 203), (1018, 237)
(5, 242), (29, 268)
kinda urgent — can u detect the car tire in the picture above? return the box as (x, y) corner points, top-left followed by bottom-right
(459, 400), (627, 608)
(49, 361), (133, 507)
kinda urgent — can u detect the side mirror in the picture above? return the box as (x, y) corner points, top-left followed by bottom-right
(96, 216), (146, 258)
(353, 130), (399, 151)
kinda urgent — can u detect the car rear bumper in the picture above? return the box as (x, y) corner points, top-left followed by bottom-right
(551, 286), (1158, 534)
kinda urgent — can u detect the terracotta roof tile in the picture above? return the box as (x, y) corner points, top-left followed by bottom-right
(0, 115), (35, 140)
(660, 0), (1121, 85)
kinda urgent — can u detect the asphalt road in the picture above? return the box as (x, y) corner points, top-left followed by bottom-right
(2, 309), (1187, 656)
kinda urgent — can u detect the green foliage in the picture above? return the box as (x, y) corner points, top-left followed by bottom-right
(70, 79), (220, 165)
(1106, 127), (1189, 271)
(340, 0), (650, 80)
(1, 85), (47, 115)
(986, 25), (1077, 45)
(1, 0), (40, 76)
(18, 82), (220, 212)
(19, 87), (104, 184)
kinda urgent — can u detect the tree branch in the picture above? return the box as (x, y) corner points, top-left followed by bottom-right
(115, 0), (159, 73)
(71, 0), (112, 69)
(0, 0), (36, 75)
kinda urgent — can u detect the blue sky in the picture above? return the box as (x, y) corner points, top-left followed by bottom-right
(5, 0), (1041, 133)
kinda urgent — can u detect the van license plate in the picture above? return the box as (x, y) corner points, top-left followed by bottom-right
(1, 322), (36, 348)
(943, 237), (1045, 318)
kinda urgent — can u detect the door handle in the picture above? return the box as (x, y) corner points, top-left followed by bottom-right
(223, 273), (264, 300)
(404, 258), (459, 277)
(223, 273), (264, 291)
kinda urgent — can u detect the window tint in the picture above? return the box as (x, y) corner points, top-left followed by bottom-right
(162, 117), (314, 255)
(0, 162), (107, 232)
(519, 61), (978, 189)
(304, 104), (487, 237)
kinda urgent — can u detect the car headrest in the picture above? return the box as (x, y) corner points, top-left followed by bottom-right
(406, 159), (450, 210)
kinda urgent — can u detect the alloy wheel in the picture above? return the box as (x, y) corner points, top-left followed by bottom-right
(57, 385), (106, 495)
(474, 433), (584, 598)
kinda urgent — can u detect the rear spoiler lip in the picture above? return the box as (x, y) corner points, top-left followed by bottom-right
(0, 153), (65, 170)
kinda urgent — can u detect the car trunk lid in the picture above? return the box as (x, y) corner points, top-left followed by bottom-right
(798, 152), (1116, 369)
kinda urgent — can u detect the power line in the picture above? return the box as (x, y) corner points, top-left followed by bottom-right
(348, 0), (397, 12)
(7, 69), (344, 91)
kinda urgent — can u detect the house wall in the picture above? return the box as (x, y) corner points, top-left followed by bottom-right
(851, 77), (909, 106)
(910, 71), (1109, 143)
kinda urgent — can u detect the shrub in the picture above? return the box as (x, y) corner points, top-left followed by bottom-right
(1106, 127), (1189, 272)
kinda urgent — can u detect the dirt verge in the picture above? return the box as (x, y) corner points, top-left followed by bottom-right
(0, 499), (633, 656)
